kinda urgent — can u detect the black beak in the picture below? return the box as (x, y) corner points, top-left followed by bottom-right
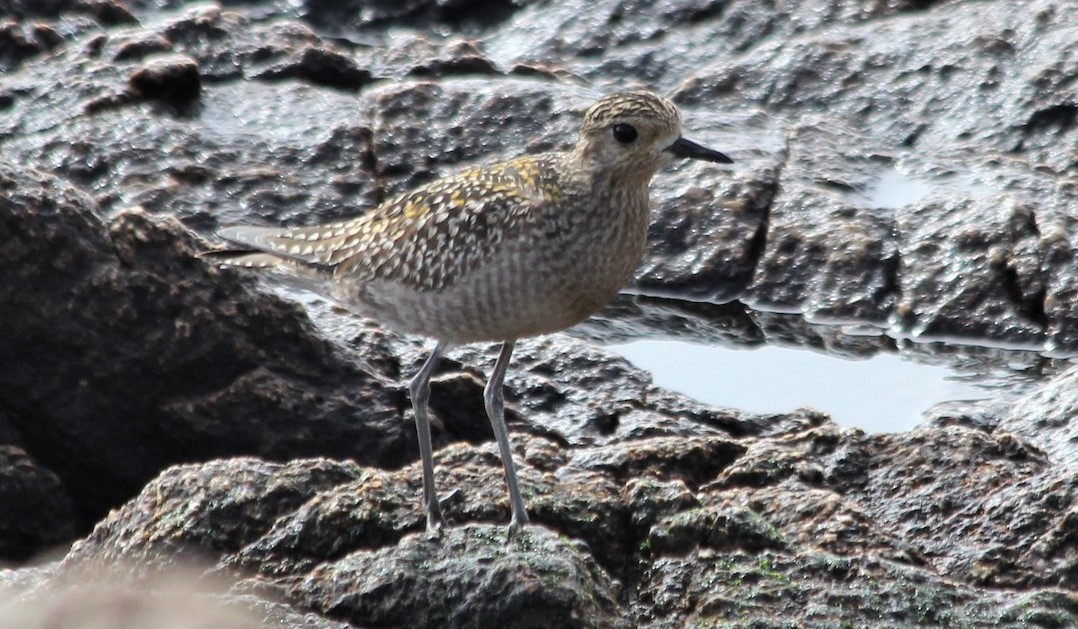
(666, 136), (733, 164)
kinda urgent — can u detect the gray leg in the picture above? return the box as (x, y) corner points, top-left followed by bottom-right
(409, 342), (448, 534)
(485, 340), (529, 535)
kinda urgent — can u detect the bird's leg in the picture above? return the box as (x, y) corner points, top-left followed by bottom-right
(409, 342), (448, 534)
(484, 340), (530, 536)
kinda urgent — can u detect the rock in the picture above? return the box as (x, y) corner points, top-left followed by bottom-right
(23, 410), (1075, 626)
(0, 0), (1076, 625)
(0, 19), (65, 73)
(631, 551), (1071, 627)
(61, 458), (364, 572)
(277, 525), (624, 629)
(0, 164), (403, 526)
(127, 54), (202, 111)
(894, 194), (1048, 343)
(1004, 365), (1078, 465)
(744, 121), (900, 321)
(0, 446), (78, 561)
(673, 0), (1078, 347)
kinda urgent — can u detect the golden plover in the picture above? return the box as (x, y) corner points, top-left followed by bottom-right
(203, 90), (732, 535)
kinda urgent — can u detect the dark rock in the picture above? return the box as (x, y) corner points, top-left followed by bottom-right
(0, 446), (78, 561)
(127, 53), (202, 112)
(647, 504), (789, 555)
(251, 44), (372, 90)
(894, 194), (1050, 343)
(303, 0), (519, 32)
(0, 408), (26, 448)
(0, 164), (403, 526)
(110, 32), (173, 62)
(571, 294), (764, 347)
(366, 80), (579, 197)
(77, 0), (138, 26)
(631, 551), (1057, 627)
(569, 436), (745, 488)
(62, 458), (363, 572)
(0, 0), (134, 21)
(670, 0), (1077, 349)
(0, 19), (64, 72)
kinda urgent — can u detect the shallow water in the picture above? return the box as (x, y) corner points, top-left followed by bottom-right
(608, 338), (1049, 433)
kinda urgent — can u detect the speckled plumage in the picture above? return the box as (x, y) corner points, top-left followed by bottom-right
(204, 90), (732, 536)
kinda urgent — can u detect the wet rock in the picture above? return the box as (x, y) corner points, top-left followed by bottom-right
(366, 79), (580, 197)
(671, 0), (1078, 348)
(894, 194), (1049, 343)
(745, 121), (900, 321)
(646, 504), (789, 555)
(126, 53), (202, 113)
(572, 294), (764, 346)
(252, 44), (371, 90)
(0, 0), (135, 22)
(632, 551), (1067, 627)
(485, 0), (953, 91)
(1004, 364), (1078, 465)
(277, 525), (624, 629)
(303, 0), (518, 32)
(0, 0), (1076, 625)
(61, 458), (363, 573)
(701, 423), (1077, 589)
(568, 435), (745, 488)
(0, 19), (65, 72)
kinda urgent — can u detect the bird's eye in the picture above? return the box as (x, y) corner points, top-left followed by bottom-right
(612, 123), (638, 144)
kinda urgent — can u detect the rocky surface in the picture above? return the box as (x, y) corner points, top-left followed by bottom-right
(0, 0), (1075, 626)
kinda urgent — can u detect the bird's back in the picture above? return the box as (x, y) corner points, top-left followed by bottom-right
(211, 151), (652, 344)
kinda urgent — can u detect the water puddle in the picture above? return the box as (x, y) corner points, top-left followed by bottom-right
(864, 168), (932, 209)
(858, 164), (1000, 210)
(607, 338), (1056, 433)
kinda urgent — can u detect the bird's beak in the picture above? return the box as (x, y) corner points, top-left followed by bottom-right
(666, 137), (733, 164)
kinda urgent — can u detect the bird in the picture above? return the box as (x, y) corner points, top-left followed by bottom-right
(201, 89), (732, 536)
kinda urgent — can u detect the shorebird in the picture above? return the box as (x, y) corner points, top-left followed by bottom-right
(203, 89), (732, 535)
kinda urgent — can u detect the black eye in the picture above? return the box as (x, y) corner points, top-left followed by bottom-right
(612, 123), (638, 144)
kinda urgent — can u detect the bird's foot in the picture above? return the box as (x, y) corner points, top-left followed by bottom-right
(424, 499), (449, 537)
(506, 511), (530, 540)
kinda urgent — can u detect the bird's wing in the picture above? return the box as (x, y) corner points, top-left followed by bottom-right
(210, 156), (561, 291)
